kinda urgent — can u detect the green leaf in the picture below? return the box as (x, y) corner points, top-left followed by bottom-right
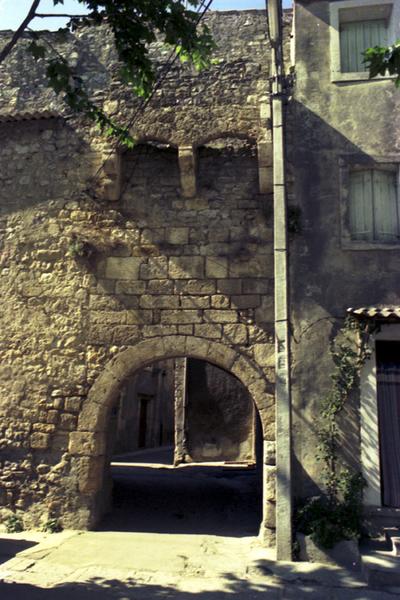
(27, 41), (47, 60)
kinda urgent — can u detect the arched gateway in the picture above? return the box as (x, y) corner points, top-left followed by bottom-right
(67, 336), (275, 541)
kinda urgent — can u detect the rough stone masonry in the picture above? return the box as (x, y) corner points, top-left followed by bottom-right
(0, 10), (292, 544)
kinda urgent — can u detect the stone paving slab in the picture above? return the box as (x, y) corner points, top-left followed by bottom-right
(0, 530), (399, 599)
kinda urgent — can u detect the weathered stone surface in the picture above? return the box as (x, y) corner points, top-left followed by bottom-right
(175, 280), (216, 295)
(169, 257), (204, 279)
(140, 295), (179, 309)
(206, 257), (229, 279)
(161, 310), (203, 324)
(0, 9), (284, 537)
(104, 258), (142, 280)
(68, 432), (106, 456)
(194, 324), (223, 339)
(140, 258), (168, 280)
(165, 227), (189, 245)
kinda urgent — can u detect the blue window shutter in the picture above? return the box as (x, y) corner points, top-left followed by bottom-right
(349, 170), (374, 241)
(340, 20), (387, 73)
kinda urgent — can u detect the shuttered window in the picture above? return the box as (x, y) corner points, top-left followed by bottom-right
(349, 169), (400, 243)
(340, 20), (387, 73)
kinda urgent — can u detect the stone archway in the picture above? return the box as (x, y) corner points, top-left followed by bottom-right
(68, 336), (275, 538)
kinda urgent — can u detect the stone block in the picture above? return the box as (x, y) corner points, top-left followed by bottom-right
(242, 279), (270, 294)
(264, 500), (276, 529)
(68, 432), (106, 456)
(147, 279), (174, 295)
(216, 279), (242, 295)
(223, 323), (248, 345)
(181, 295), (210, 309)
(179, 145), (197, 198)
(206, 257), (228, 278)
(195, 324), (223, 339)
(230, 257), (273, 279)
(64, 397), (82, 413)
(178, 325), (193, 335)
(203, 310), (238, 323)
(161, 310), (202, 324)
(265, 465), (276, 501)
(264, 441), (276, 465)
(161, 335), (187, 357)
(30, 432), (51, 449)
(104, 257), (142, 280)
(125, 310), (153, 325)
(231, 294), (261, 309)
(254, 343), (275, 368)
(140, 295), (179, 309)
(141, 228), (165, 244)
(165, 227), (189, 245)
(90, 311), (127, 325)
(46, 410), (59, 425)
(59, 413), (77, 431)
(175, 280), (216, 295)
(89, 295), (124, 311)
(142, 325), (177, 337)
(88, 323), (115, 344)
(259, 165), (274, 195)
(95, 279), (116, 295)
(255, 296), (274, 323)
(297, 533), (361, 568)
(76, 457), (105, 494)
(209, 227), (230, 243)
(117, 295), (139, 309)
(140, 257), (168, 279)
(185, 337), (212, 359)
(115, 281), (146, 295)
(205, 342), (238, 371)
(169, 257), (204, 279)
(211, 295), (230, 309)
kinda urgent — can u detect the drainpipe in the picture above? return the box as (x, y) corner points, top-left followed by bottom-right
(266, 0), (292, 561)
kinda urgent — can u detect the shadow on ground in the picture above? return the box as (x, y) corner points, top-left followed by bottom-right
(0, 538), (38, 566)
(99, 464), (262, 537)
(0, 565), (380, 600)
(0, 574), (289, 600)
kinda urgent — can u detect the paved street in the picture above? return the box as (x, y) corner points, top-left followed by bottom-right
(0, 528), (399, 599)
(0, 459), (399, 598)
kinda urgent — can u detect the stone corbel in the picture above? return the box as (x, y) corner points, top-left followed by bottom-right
(178, 145), (197, 198)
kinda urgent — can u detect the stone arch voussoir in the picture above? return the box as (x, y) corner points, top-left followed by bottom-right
(78, 335), (272, 437)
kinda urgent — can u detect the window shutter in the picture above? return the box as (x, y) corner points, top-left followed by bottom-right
(349, 170), (374, 241)
(340, 20), (387, 73)
(373, 170), (399, 242)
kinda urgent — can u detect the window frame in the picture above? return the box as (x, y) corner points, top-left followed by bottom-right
(339, 155), (400, 250)
(329, 0), (398, 83)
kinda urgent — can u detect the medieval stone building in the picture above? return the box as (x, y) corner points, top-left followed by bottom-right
(0, 0), (399, 561)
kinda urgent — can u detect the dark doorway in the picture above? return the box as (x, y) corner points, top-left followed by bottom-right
(101, 357), (263, 538)
(138, 395), (151, 448)
(376, 341), (400, 507)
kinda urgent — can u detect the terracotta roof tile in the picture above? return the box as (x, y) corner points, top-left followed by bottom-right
(347, 307), (400, 320)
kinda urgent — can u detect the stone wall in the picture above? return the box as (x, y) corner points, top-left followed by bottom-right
(113, 360), (175, 455)
(186, 359), (255, 463)
(0, 10), (292, 543)
(291, 0), (400, 501)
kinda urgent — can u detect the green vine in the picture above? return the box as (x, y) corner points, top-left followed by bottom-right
(297, 316), (376, 549)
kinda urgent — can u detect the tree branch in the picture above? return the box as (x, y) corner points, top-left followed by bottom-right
(0, 0), (41, 65)
(34, 14), (88, 19)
